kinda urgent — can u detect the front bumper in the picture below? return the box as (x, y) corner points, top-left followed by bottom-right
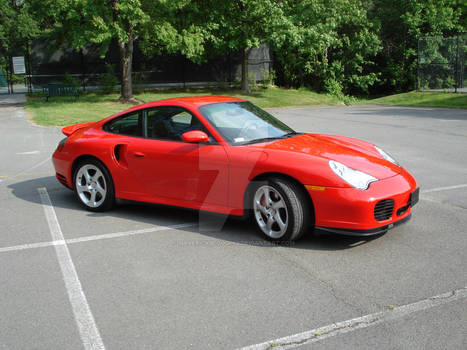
(316, 213), (412, 236)
(308, 168), (418, 236)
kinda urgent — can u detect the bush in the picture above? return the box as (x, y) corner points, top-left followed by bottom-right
(248, 72), (258, 90)
(324, 78), (343, 97)
(64, 73), (80, 88)
(261, 68), (276, 86)
(99, 64), (119, 94)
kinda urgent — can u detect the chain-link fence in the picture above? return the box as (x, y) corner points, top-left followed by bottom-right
(418, 34), (466, 93)
(1, 40), (273, 95)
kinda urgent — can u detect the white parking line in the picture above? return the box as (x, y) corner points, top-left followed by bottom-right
(16, 150), (40, 155)
(0, 239), (64, 253)
(38, 187), (105, 350)
(65, 223), (195, 244)
(422, 184), (467, 193)
(237, 287), (467, 350)
(0, 223), (196, 254)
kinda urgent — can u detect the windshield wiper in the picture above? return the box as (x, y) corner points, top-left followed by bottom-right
(281, 132), (302, 138)
(239, 133), (302, 145)
(239, 137), (284, 145)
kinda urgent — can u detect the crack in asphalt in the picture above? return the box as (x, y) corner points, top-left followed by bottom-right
(269, 247), (365, 314)
(240, 287), (467, 350)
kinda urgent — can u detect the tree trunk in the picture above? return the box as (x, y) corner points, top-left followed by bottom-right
(241, 47), (251, 93)
(118, 36), (134, 101)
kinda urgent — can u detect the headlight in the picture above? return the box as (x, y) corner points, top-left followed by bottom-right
(329, 160), (377, 190)
(375, 146), (399, 166)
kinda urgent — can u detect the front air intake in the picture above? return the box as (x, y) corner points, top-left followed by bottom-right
(374, 199), (394, 221)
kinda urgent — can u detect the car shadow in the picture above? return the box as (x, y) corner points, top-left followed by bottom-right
(8, 176), (382, 251)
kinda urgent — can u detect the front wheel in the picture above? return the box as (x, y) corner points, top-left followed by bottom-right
(251, 177), (310, 242)
(73, 159), (115, 212)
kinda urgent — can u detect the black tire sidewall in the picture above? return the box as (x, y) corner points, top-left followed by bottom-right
(250, 177), (309, 242)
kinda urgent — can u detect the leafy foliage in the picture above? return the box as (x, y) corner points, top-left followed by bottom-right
(13, 0), (467, 97)
(0, 0), (38, 54)
(204, 0), (290, 92)
(29, 0), (208, 99)
(98, 64), (119, 94)
(64, 73), (80, 88)
(272, 0), (380, 96)
(369, 0), (465, 93)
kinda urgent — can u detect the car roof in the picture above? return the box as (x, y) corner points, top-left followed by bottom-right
(100, 96), (247, 123)
(137, 95), (245, 109)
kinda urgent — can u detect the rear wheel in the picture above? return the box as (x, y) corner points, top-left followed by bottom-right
(251, 177), (310, 242)
(73, 159), (115, 212)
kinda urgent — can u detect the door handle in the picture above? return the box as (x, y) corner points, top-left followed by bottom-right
(133, 152), (145, 158)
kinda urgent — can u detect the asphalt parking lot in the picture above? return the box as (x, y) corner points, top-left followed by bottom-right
(0, 100), (466, 349)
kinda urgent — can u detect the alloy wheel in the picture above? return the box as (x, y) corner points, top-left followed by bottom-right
(253, 185), (289, 239)
(75, 164), (107, 208)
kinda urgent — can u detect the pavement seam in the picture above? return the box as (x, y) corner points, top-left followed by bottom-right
(237, 287), (467, 350)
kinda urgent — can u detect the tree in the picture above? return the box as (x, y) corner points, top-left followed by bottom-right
(206, 0), (289, 93)
(369, 0), (465, 93)
(272, 0), (380, 96)
(30, 0), (208, 101)
(0, 0), (38, 92)
(0, 0), (38, 63)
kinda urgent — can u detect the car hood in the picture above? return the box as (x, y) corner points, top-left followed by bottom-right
(258, 133), (401, 180)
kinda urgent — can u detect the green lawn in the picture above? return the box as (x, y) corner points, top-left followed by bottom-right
(25, 88), (466, 127)
(26, 87), (342, 126)
(363, 91), (467, 109)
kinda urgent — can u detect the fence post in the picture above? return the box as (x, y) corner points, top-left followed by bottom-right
(417, 37), (420, 91)
(461, 36), (465, 90)
(182, 56), (186, 89)
(8, 55), (13, 94)
(26, 39), (32, 93)
(80, 49), (86, 92)
(455, 34), (459, 93)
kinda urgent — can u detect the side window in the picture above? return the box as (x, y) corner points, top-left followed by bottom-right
(171, 111), (192, 126)
(103, 112), (141, 136)
(146, 107), (207, 141)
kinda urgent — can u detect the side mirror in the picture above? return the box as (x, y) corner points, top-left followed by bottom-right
(181, 130), (210, 143)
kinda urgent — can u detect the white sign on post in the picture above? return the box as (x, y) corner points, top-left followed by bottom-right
(12, 56), (26, 74)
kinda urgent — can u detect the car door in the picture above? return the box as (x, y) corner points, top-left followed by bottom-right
(101, 109), (150, 197)
(125, 106), (229, 207)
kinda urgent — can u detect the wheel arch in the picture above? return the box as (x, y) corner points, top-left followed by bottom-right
(244, 172), (315, 226)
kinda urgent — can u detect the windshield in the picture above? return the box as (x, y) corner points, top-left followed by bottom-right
(198, 101), (297, 145)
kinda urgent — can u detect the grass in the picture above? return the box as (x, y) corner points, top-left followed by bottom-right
(362, 91), (467, 109)
(25, 88), (466, 126)
(25, 86), (342, 126)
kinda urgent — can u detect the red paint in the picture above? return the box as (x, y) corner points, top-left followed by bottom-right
(62, 122), (95, 136)
(53, 96), (418, 230)
(181, 130), (210, 143)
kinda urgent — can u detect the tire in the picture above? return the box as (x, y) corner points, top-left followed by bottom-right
(73, 158), (115, 212)
(250, 177), (311, 242)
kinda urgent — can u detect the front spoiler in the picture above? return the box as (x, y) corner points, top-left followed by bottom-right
(315, 213), (412, 237)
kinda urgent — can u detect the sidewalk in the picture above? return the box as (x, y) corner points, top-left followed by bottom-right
(0, 93), (26, 105)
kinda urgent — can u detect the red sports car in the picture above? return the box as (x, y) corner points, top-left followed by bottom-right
(52, 96), (419, 241)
